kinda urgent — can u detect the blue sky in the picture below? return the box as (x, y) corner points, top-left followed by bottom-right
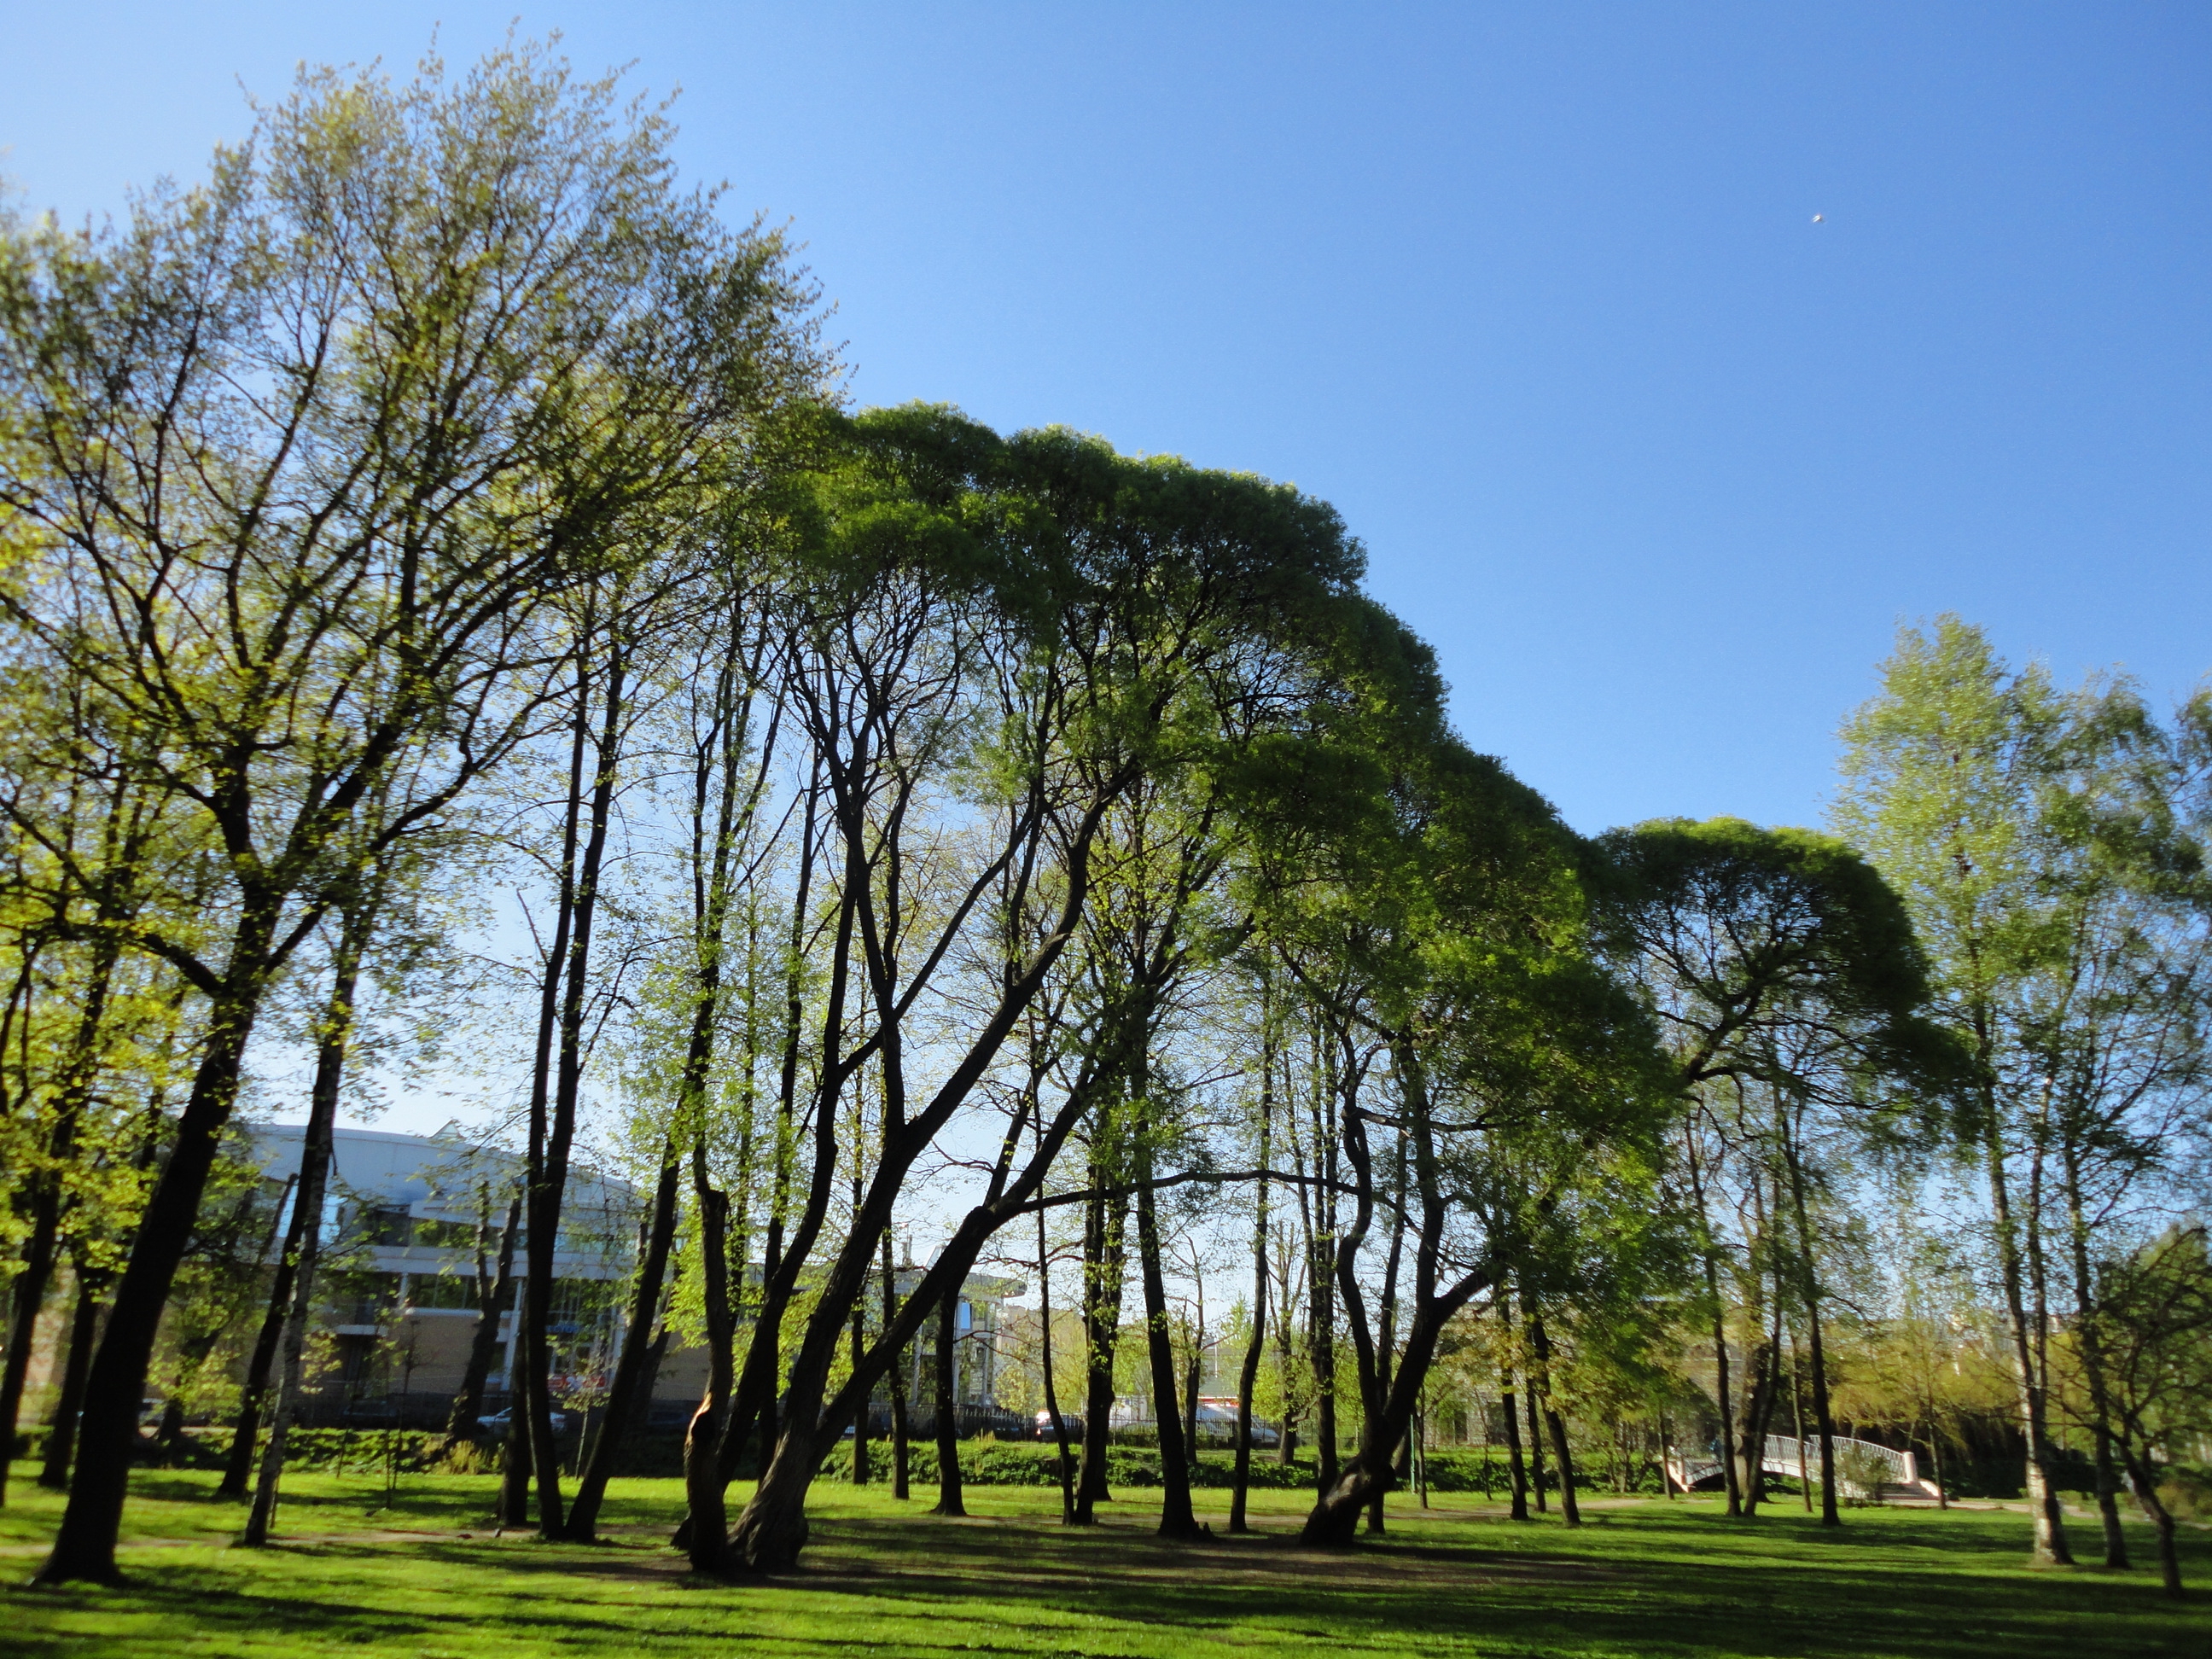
(6, 3), (2206, 835)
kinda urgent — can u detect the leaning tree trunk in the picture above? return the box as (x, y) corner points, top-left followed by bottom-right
(239, 952), (354, 1548)
(240, 1181), (326, 1548)
(1, 933), (122, 1510)
(2121, 1441), (2184, 1599)
(218, 1173), (304, 1497)
(565, 1144), (681, 1540)
(0, 1193), (59, 1505)
(1530, 1307), (1580, 1528)
(38, 898), (282, 1586)
(1526, 1377), (1550, 1511)
(1299, 1278), (1493, 1545)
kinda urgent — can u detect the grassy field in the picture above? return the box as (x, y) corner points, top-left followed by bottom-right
(0, 1461), (2205, 1657)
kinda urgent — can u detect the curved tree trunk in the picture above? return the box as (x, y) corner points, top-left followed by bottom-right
(2122, 1441), (2184, 1599)
(682, 1144), (736, 1574)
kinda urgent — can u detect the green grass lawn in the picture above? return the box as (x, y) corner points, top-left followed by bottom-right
(0, 1461), (2204, 1657)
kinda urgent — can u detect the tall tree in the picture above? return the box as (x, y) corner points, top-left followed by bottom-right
(1835, 618), (2209, 1563)
(1, 41), (824, 1584)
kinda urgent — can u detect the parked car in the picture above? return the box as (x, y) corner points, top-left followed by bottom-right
(1192, 1400), (1279, 1447)
(477, 1407), (568, 1436)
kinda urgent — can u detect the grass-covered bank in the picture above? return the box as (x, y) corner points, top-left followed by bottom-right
(3, 1462), (2209, 1657)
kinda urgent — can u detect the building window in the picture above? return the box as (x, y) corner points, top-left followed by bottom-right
(359, 1206), (415, 1248)
(403, 1272), (486, 1312)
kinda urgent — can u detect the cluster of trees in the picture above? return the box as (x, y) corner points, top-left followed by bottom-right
(1, 42), (2206, 1599)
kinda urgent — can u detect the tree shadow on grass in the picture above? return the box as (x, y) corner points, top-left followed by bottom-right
(9, 1547), (696, 1658)
(762, 1507), (2210, 1659)
(5, 1501), (2205, 1659)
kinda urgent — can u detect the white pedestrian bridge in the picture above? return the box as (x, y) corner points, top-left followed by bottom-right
(1665, 1435), (1942, 1501)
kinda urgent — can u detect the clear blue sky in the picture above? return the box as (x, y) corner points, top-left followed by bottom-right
(6, 3), (2206, 834)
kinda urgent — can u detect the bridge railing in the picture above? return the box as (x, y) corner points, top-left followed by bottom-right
(1665, 1435), (1922, 1495)
(1763, 1435), (1918, 1490)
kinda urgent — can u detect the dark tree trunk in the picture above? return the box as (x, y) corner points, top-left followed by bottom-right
(1074, 1186), (1126, 1524)
(219, 1173), (304, 1496)
(38, 899), (281, 1586)
(446, 1196), (522, 1450)
(1736, 1291), (1778, 1517)
(565, 1144), (681, 1539)
(1183, 1342), (1202, 1477)
(1501, 1375), (1529, 1519)
(498, 1403), (534, 1528)
(850, 1303), (871, 1487)
(1136, 1153), (1201, 1540)
(1526, 1378), (1548, 1512)
(2, 934), (122, 1510)
(0, 1196), (58, 1502)
(1530, 1308), (1580, 1528)
(1229, 1091), (1271, 1534)
(883, 1230), (911, 1501)
(1036, 1206), (1074, 1524)
(1311, 1220), (1338, 1494)
(930, 1284), (964, 1516)
(36, 1269), (107, 1489)
(241, 947), (355, 1548)
(682, 1143), (736, 1573)
(1685, 1127), (1742, 1516)
(1778, 1098), (1840, 1527)
(2061, 1145), (2129, 1568)
(1983, 1084), (2072, 1564)
(1298, 1280), (1493, 1545)
(2122, 1442), (2184, 1599)
(524, 638), (626, 1541)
